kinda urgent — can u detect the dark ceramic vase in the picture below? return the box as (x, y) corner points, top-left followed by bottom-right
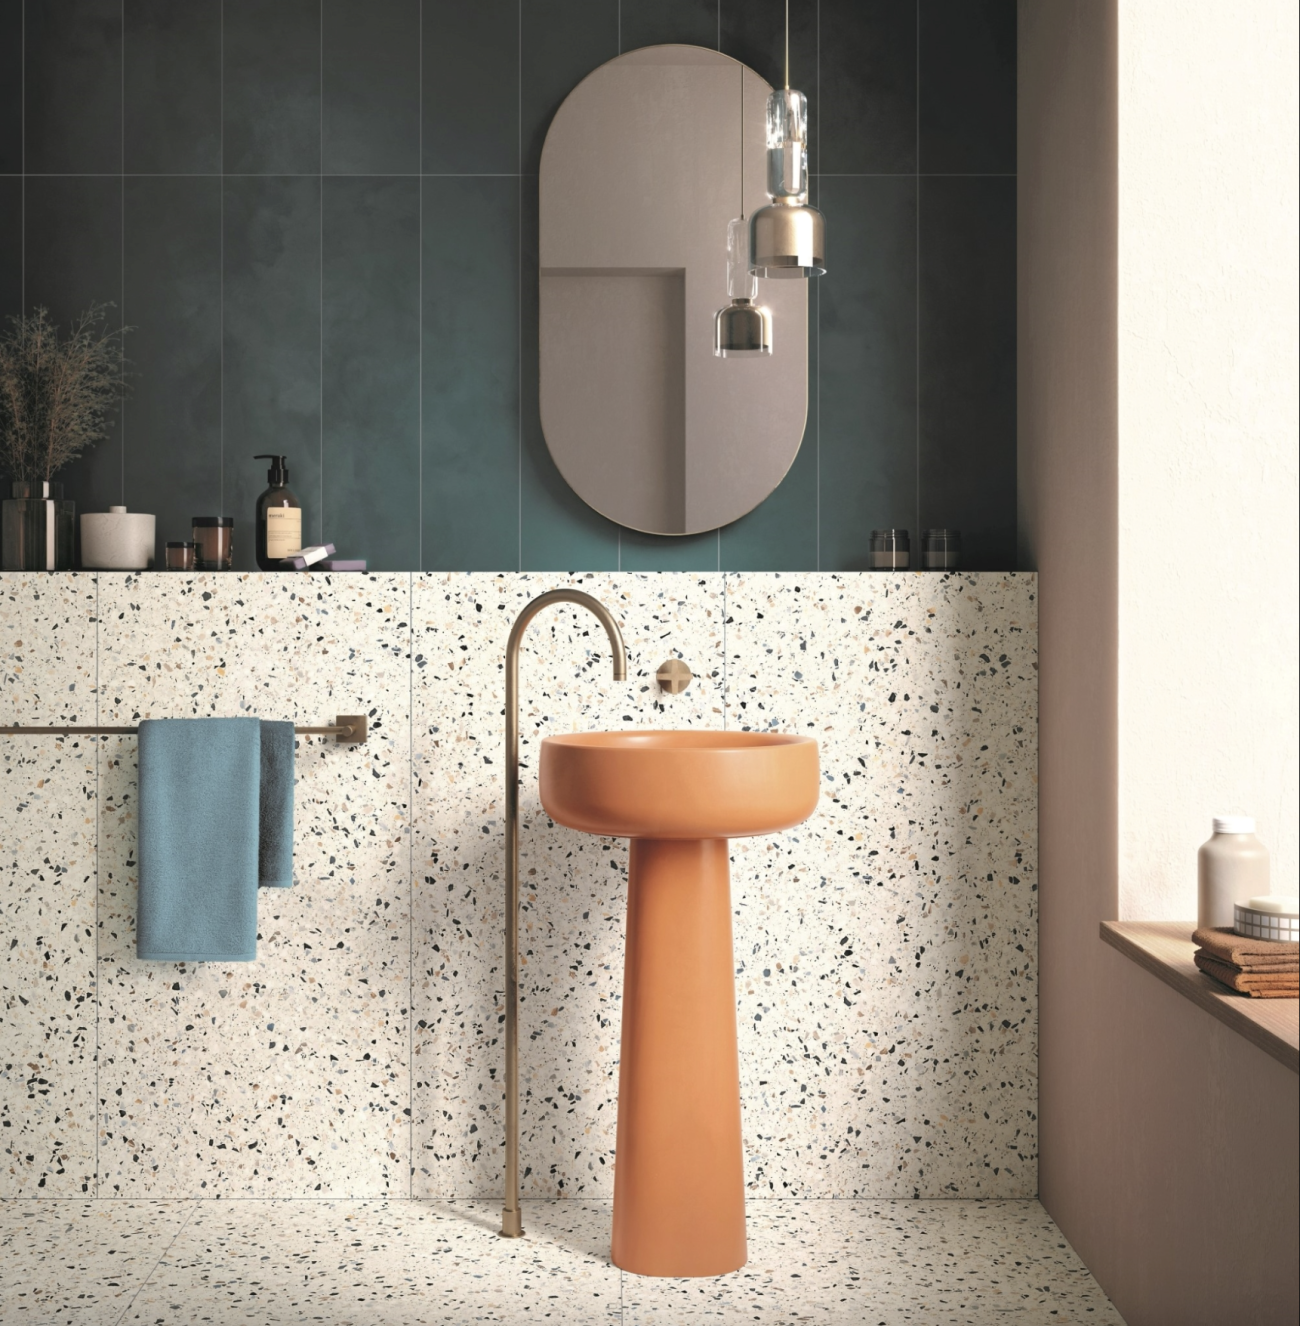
(2, 480), (76, 571)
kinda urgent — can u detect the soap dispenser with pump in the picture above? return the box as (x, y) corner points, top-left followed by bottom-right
(254, 454), (302, 570)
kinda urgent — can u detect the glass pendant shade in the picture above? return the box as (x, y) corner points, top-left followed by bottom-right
(715, 216), (772, 357)
(749, 86), (826, 279)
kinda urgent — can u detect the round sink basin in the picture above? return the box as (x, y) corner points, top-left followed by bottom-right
(537, 729), (819, 1279)
(540, 729), (819, 840)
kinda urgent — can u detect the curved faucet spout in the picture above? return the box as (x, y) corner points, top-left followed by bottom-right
(500, 590), (628, 1238)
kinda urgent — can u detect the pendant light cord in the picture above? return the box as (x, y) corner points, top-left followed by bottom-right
(740, 62), (745, 219)
(784, 0), (790, 89)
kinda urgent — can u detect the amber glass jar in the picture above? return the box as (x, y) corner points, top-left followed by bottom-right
(192, 517), (233, 570)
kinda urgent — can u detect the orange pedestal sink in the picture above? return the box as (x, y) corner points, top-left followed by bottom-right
(540, 731), (819, 1278)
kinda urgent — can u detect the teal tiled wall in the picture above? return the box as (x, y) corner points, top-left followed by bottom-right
(0, 0), (1016, 572)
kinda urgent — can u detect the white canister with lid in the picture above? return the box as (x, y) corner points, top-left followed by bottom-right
(1197, 815), (1270, 929)
(80, 506), (156, 570)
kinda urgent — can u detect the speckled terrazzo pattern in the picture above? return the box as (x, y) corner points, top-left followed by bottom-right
(0, 1197), (1123, 1324)
(0, 1199), (191, 1323)
(92, 574), (412, 1199)
(1, 575), (99, 1197)
(0, 572), (1035, 1208)
(726, 575), (1038, 1199)
(411, 574), (724, 1200)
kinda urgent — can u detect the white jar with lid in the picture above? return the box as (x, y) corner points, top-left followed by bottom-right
(1197, 816), (1270, 929)
(80, 506), (155, 569)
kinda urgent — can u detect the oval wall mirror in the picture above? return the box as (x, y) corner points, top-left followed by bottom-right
(539, 45), (809, 536)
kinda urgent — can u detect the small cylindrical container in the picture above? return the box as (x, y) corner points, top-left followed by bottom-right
(869, 529), (909, 570)
(922, 528), (961, 570)
(165, 540), (196, 571)
(1197, 815), (1270, 929)
(192, 517), (233, 571)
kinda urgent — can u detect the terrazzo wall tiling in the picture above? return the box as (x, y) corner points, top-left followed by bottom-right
(94, 573), (412, 1198)
(0, 575), (99, 1196)
(0, 571), (1035, 1204)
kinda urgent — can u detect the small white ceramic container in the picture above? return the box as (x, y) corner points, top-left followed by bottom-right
(80, 506), (156, 569)
(1233, 903), (1300, 943)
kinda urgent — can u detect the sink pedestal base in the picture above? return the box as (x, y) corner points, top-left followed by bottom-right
(611, 838), (746, 1277)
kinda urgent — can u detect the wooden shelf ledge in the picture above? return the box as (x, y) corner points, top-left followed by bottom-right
(1100, 921), (1298, 1073)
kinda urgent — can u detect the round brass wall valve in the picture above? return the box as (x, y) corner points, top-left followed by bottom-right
(656, 659), (693, 694)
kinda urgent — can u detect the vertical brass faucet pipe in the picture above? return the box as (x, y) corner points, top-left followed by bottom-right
(501, 589), (628, 1238)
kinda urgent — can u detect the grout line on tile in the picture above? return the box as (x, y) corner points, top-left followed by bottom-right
(915, 3), (921, 547)
(19, 0), (23, 313)
(517, 0), (523, 572)
(721, 572), (728, 731)
(417, 3), (423, 571)
(120, 0), (126, 507)
(219, 3), (224, 526)
(93, 574), (100, 1197)
(111, 1200), (197, 1326)
(407, 571), (415, 1198)
(319, 1), (325, 549)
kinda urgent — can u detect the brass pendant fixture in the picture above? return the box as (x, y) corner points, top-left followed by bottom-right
(749, 2), (826, 280)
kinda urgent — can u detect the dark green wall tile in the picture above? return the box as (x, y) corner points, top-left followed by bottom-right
(521, 0), (618, 175)
(124, 0), (221, 174)
(620, 528), (720, 572)
(423, 0), (519, 174)
(518, 176), (618, 571)
(819, 0), (917, 175)
(719, 279), (819, 572)
(23, 175), (122, 507)
(223, 0), (320, 175)
(323, 0), (419, 175)
(0, 179), (18, 324)
(6, 3), (1019, 572)
(122, 177), (221, 545)
(919, 175), (1015, 570)
(720, 0), (817, 168)
(223, 175), (322, 567)
(0, 0), (21, 174)
(920, 0), (1016, 175)
(621, 0), (718, 52)
(25, 0), (121, 173)
(818, 175), (916, 572)
(422, 176), (519, 571)
(322, 176), (420, 571)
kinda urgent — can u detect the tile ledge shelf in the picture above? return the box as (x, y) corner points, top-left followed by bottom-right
(1100, 921), (1299, 1074)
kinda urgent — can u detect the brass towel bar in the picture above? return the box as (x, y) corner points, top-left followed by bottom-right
(0, 714), (368, 743)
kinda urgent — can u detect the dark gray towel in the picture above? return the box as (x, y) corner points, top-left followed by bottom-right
(258, 720), (295, 889)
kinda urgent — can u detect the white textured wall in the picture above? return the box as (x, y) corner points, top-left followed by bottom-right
(1117, 0), (1300, 918)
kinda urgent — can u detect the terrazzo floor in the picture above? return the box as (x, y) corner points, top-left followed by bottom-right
(0, 1197), (1123, 1325)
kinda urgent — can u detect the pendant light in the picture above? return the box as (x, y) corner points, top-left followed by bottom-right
(715, 65), (773, 357)
(749, 0), (826, 279)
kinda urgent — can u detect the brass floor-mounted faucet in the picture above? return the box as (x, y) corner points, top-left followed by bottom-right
(500, 589), (627, 1239)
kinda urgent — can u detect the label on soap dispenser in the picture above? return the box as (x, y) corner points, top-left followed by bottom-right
(266, 507), (303, 560)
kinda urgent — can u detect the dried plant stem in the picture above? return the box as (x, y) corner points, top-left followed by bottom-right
(0, 304), (130, 484)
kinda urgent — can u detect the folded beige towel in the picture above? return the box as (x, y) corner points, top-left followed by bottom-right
(1195, 952), (1300, 998)
(1192, 927), (1299, 971)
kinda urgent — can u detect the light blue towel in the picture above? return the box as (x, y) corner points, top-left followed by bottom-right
(258, 720), (295, 889)
(137, 717), (262, 962)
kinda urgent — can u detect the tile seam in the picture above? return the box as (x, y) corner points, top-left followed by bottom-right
(93, 574), (100, 1197)
(417, 1), (423, 571)
(110, 1199), (197, 1326)
(408, 570), (415, 1199)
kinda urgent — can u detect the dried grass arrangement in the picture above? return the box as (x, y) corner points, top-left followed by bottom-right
(0, 304), (130, 482)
